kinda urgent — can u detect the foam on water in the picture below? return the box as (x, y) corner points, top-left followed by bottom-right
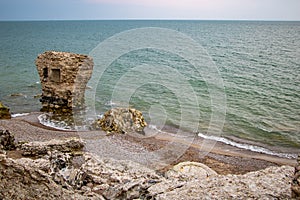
(36, 114), (297, 159)
(38, 114), (73, 131)
(198, 132), (297, 159)
(11, 113), (30, 118)
(105, 100), (117, 106)
(147, 125), (297, 158)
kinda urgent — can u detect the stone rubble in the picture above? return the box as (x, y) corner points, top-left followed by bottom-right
(292, 154), (300, 199)
(0, 129), (295, 199)
(0, 129), (15, 150)
(151, 165), (294, 200)
(20, 138), (84, 156)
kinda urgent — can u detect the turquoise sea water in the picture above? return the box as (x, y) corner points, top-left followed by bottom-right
(0, 20), (299, 154)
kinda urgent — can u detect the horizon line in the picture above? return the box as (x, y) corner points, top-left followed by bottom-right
(1, 18), (300, 22)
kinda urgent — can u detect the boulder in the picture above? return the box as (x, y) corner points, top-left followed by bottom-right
(94, 108), (147, 134)
(0, 129), (15, 150)
(165, 161), (217, 180)
(0, 101), (11, 119)
(20, 138), (84, 157)
(292, 154), (300, 199)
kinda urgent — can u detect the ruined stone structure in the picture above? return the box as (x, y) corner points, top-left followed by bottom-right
(36, 51), (93, 114)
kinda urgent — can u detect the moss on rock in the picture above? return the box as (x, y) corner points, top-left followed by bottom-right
(94, 108), (147, 134)
(0, 101), (11, 119)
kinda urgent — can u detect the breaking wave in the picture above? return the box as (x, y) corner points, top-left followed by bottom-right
(38, 113), (73, 131)
(11, 113), (30, 118)
(198, 132), (297, 159)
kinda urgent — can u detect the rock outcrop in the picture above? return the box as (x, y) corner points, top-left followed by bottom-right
(35, 51), (93, 114)
(0, 138), (160, 199)
(0, 152), (103, 200)
(0, 102), (11, 119)
(94, 108), (147, 134)
(0, 129), (15, 150)
(20, 138), (84, 156)
(0, 135), (295, 199)
(149, 165), (294, 199)
(292, 154), (300, 199)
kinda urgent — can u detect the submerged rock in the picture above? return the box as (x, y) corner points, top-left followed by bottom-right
(10, 93), (25, 97)
(0, 129), (15, 150)
(292, 154), (300, 199)
(0, 102), (11, 119)
(94, 108), (147, 134)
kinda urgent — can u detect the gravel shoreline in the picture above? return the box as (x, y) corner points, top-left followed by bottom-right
(0, 112), (297, 174)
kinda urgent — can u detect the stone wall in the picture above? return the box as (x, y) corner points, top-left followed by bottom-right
(35, 51), (93, 114)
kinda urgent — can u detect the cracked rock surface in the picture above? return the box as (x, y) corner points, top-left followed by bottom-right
(0, 130), (295, 199)
(292, 154), (300, 199)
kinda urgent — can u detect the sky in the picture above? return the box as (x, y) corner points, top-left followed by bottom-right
(0, 0), (299, 21)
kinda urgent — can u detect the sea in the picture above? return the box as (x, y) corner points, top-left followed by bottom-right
(0, 20), (299, 157)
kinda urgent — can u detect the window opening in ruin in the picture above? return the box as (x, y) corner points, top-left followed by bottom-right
(43, 67), (48, 79)
(51, 68), (61, 82)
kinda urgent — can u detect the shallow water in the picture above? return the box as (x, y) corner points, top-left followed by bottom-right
(0, 20), (299, 151)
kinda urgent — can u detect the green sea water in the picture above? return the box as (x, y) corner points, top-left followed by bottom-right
(0, 20), (299, 153)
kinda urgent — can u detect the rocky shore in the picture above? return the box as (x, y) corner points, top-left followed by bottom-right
(0, 114), (299, 199)
(0, 130), (295, 199)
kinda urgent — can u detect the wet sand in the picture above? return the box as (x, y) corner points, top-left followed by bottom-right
(0, 112), (297, 175)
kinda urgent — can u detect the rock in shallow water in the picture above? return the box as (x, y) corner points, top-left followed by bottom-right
(94, 108), (147, 134)
(0, 102), (11, 119)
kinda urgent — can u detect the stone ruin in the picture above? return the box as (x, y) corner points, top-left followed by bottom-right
(36, 51), (93, 114)
(35, 51), (147, 134)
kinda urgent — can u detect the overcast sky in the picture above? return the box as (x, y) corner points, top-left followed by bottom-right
(0, 0), (299, 21)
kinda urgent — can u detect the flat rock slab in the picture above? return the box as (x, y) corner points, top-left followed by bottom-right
(166, 161), (217, 180)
